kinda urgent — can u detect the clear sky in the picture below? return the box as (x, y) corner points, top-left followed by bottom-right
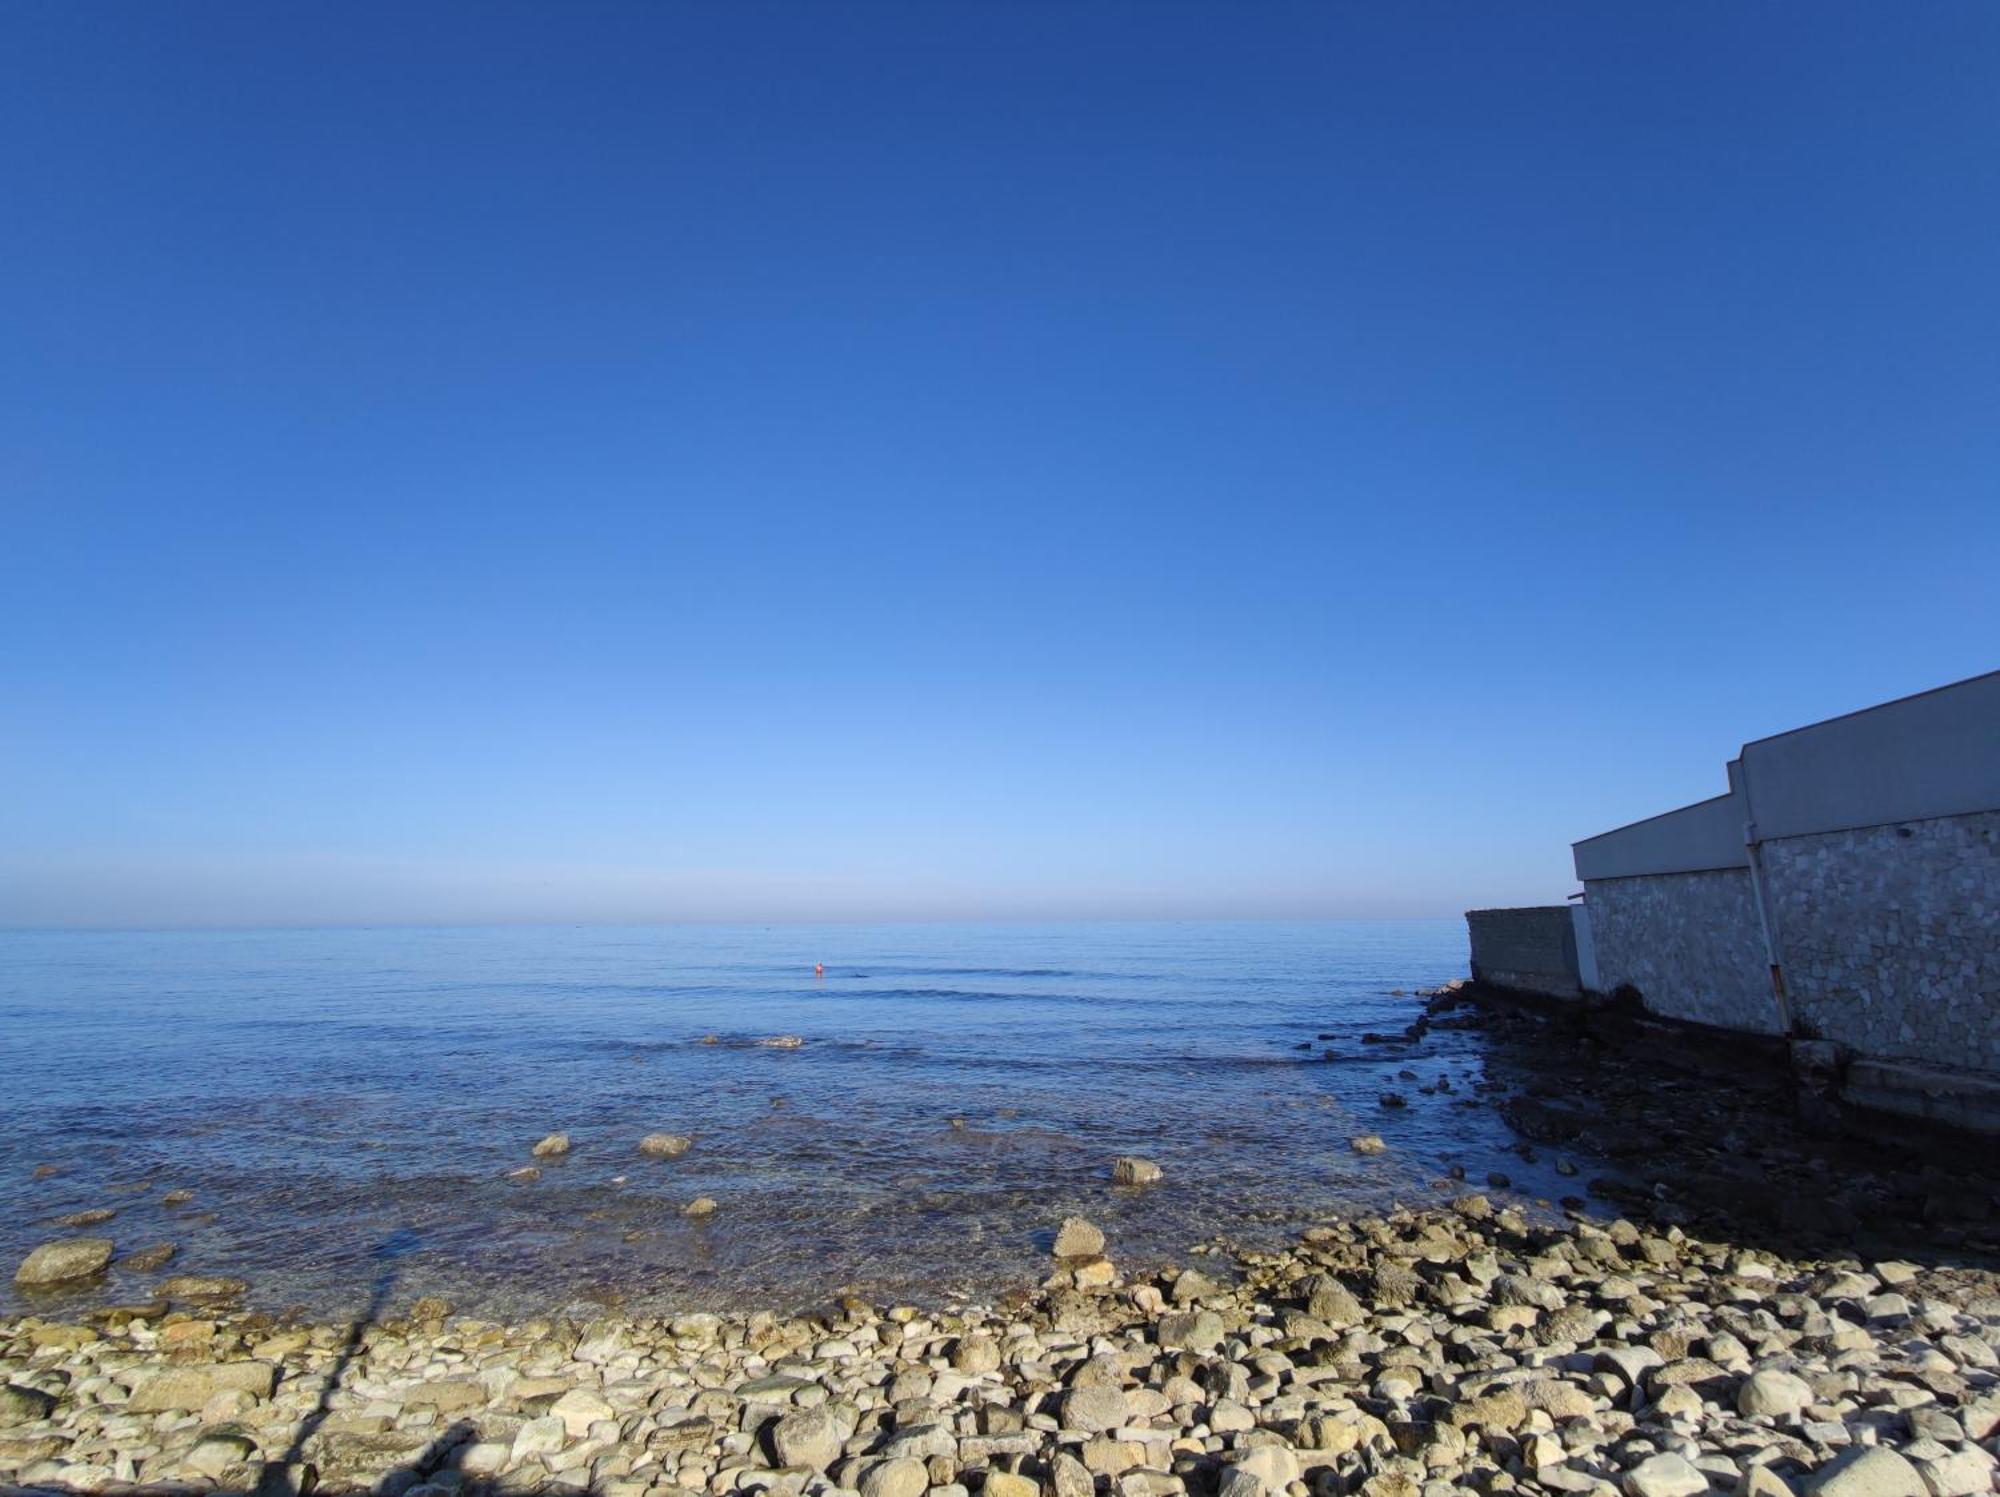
(3, 3), (1996, 928)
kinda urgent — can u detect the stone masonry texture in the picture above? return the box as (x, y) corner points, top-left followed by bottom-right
(1764, 809), (2000, 1072)
(1582, 868), (1781, 1034)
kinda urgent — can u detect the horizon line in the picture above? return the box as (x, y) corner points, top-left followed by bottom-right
(0, 911), (1472, 936)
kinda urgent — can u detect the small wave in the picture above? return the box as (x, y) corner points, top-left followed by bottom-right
(825, 966), (1122, 981)
(808, 985), (1161, 1009)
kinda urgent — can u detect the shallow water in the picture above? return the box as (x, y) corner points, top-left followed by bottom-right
(0, 920), (1578, 1319)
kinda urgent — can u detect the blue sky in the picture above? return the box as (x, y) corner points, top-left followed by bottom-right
(3, 3), (1996, 927)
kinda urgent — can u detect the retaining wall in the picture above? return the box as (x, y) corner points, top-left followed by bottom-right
(1466, 905), (1582, 999)
(1581, 868), (1781, 1034)
(1768, 810), (2000, 1072)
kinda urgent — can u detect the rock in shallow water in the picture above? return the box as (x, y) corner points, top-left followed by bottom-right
(1052, 1216), (1104, 1258)
(13, 1237), (114, 1286)
(1112, 1155), (1162, 1185)
(120, 1242), (177, 1272)
(159, 1273), (249, 1301)
(638, 1132), (692, 1158)
(532, 1131), (571, 1157)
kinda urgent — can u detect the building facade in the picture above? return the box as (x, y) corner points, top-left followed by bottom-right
(1570, 671), (2000, 1075)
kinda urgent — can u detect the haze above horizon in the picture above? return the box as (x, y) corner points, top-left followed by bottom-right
(4, 3), (1997, 929)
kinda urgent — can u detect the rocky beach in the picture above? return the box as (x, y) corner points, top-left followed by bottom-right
(6, 982), (2000, 1497)
(5, 1193), (1998, 1497)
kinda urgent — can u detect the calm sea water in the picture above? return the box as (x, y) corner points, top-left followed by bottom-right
(0, 920), (1569, 1320)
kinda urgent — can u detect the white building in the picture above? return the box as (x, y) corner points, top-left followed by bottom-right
(1569, 670), (2000, 1110)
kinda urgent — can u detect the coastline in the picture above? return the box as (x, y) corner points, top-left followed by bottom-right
(1, 922), (1485, 1322)
(4, 1201), (1997, 1497)
(9, 982), (2000, 1497)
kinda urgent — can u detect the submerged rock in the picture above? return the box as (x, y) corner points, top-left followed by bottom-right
(119, 1242), (177, 1272)
(531, 1131), (571, 1157)
(638, 1132), (693, 1158)
(158, 1274), (249, 1301)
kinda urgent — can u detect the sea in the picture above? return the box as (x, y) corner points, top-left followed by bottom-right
(0, 920), (1577, 1320)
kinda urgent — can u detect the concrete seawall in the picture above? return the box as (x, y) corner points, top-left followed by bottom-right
(1479, 670), (2000, 1134)
(1464, 904), (1584, 1000)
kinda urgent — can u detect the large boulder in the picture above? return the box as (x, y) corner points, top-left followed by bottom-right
(14, 1237), (114, 1286)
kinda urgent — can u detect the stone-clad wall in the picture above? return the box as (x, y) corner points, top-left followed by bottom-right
(1466, 905), (1581, 998)
(1582, 868), (1781, 1034)
(1766, 810), (2000, 1072)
